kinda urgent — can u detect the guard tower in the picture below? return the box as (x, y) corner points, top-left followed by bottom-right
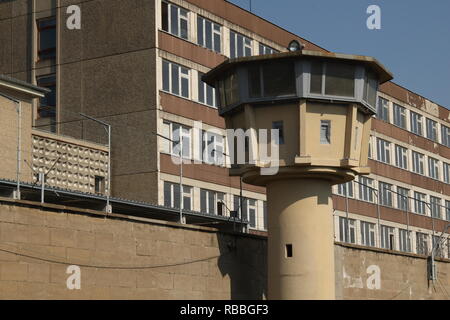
(203, 48), (393, 300)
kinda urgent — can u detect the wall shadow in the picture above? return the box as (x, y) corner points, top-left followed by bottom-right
(216, 232), (267, 300)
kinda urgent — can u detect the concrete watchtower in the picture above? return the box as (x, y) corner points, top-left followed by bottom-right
(203, 49), (392, 300)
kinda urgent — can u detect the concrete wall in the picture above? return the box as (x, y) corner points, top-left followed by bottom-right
(0, 200), (266, 299)
(0, 200), (448, 299)
(0, 95), (33, 183)
(335, 243), (450, 300)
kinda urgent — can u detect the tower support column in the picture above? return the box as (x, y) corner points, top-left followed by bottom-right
(267, 178), (335, 300)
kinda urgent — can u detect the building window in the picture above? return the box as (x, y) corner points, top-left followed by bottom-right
(378, 182), (392, 207)
(443, 163), (450, 184)
(248, 62), (296, 98)
(218, 72), (240, 107)
(380, 225), (395, 250)
(320, 62), (356, 97)
(428, 157), (439, 180)
(358, 176), (374, 202)
(432, 236), (444, 258)
(94, 176), (105, 194)
(337, 182), (353, 198)
(441, 125), (450, 147)
(377, 97), (389, 122)
(161, 1), (188, 40)
(339, 217), (356, 244)
(363, 70), (378, 107)
(361, 221), (376, 247)
(233, 196), (257, 228)
(37, 17), (56, 60)
(430, 196), (441, 219)
(397, 187), (409, 211)
(272, 121), (285, 145)
(412, 151), (424, 175)
(376, 138), (390, 164)
(247, 199), (257, 228)
(164, 122), (191, 158)
(399, 229), (411, 252)
(200, 189), (225, 215)
(395, 145), (408, 170)
(36, 74), (57, 133)
(426, 118), (438, 142)
(416, 232), (429, 255)
(198, 72), (217, 107)
(259, 43), (278, 55)
(200, 130), (224, 166)
(162, 60), (190, 98)
(410, 111), (423, 136)
(197, 16), (221, 53)
(320, 120), (331, 144)
(414, 191), (426, 215)
(230, 31), (252, 58)
(446, 200), (450, 221)
(393, 103), (406, 129)
(164, 182), (192, 210)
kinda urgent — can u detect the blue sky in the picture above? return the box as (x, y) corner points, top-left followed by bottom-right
(228, 0), (450, 108)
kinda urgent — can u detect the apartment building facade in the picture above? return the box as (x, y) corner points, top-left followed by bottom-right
(0, 0), (449, 257)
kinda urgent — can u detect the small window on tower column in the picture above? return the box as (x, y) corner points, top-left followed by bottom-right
(320, 120), (331, 144)
(285, 244), (293, 258)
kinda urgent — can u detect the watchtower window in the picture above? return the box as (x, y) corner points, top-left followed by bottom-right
(320, 120), (331, 144)
(285, 244), (293, 258)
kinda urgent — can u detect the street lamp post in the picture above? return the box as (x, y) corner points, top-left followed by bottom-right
(79, 113), (112, 213)
(153, 131), (185, 224)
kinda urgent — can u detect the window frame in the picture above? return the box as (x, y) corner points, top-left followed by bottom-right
(162, 59), (190, 99)
(378, 182), (393, 207)
(397, 186), (409, 211)
(164, 181), (192, 210)
(395, 144), (408, 170)
(359, 176), (374, 203)
(361, 221), (376, 247)
(198, 71), (217, 108)
(414, 191), (426, 215)
(380, 225), (395, 250)
(229, 31), (252, 59)
(410, 111), (423, 136)
(161, 1), (189, 40)
(376, 138), (391, 164)
(416, 232), (429, 255)
(430, 196), (441, 219)
(399, 229), (411, 252)
(426, 118), (438, 142)
(37, 16), (57, 61)
(197, 15), (222, 53)
(200, 130), (225, 166)
(337, 182), (354, 198)
(412, 151), (425, 175)
(165, 122), (192, 159)
(200, 188), (225, 215)
(377, 97), (390, 122)
(259, 43), (278, 55)
(339, 217), (356, 244)
(441, 125), (450, 147)
(393, 103), (407, 129)
(428, 157), (439, 180)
